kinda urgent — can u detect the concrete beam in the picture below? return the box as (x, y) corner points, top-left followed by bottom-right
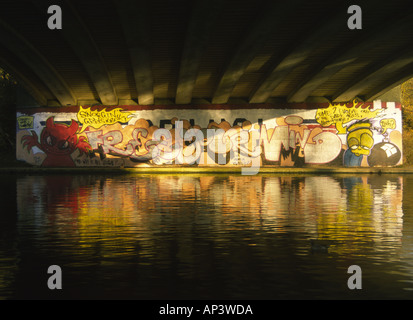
(175, 0), (222, 105)
(32, 0), (118, 106)
(248, 7), (352, 104)
(211, 0), (307, 105)
(332, 44), (413, 102)
(0, 19), (76, 106)
(366, 63), (413, 101)
(288, 12), (413, 103)
(115, 0), (154, 105)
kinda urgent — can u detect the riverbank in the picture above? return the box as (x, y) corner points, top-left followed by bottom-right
(1, 164), (413, 175)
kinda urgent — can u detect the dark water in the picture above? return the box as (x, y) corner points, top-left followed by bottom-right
(0, 172), (413, 300)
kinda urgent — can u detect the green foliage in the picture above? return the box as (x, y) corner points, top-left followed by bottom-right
(401, 78), (413, 165)
(0, 68), (17, 152)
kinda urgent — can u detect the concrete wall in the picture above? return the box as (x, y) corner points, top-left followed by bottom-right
(16, 101), (403, 169)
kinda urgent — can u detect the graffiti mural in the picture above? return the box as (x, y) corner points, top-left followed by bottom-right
(21, 117), (92, 167)
(16, 101), (403, 169)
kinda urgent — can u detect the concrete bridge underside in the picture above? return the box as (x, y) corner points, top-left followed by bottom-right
(1, 0), (413, 108)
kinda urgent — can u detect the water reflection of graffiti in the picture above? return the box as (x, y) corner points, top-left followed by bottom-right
(16, 174), (404, 249)
(13, 173), (408, 299)
(16, 102), (403, 168)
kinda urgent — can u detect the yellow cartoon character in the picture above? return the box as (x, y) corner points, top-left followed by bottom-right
(343, 120), (374, 167)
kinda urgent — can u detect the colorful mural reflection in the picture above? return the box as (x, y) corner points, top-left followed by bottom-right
(16, 101), (403, 168)
(16, 174), (404, 256)
(10, 173), (409, 299)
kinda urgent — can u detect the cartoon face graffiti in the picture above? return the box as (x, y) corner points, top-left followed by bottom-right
(22, 117), (92, 167)
(41, 119), (80, 156)
(346, 121), (374, 157)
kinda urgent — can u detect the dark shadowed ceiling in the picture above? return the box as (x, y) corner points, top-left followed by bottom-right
(1, 0), (413, 107)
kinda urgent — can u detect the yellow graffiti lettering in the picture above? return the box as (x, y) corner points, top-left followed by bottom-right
(17, 116), (34, 129)
(380, 118), (396, 134)
(77, 106), (133, 133)
(316, 101), (382, 134)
